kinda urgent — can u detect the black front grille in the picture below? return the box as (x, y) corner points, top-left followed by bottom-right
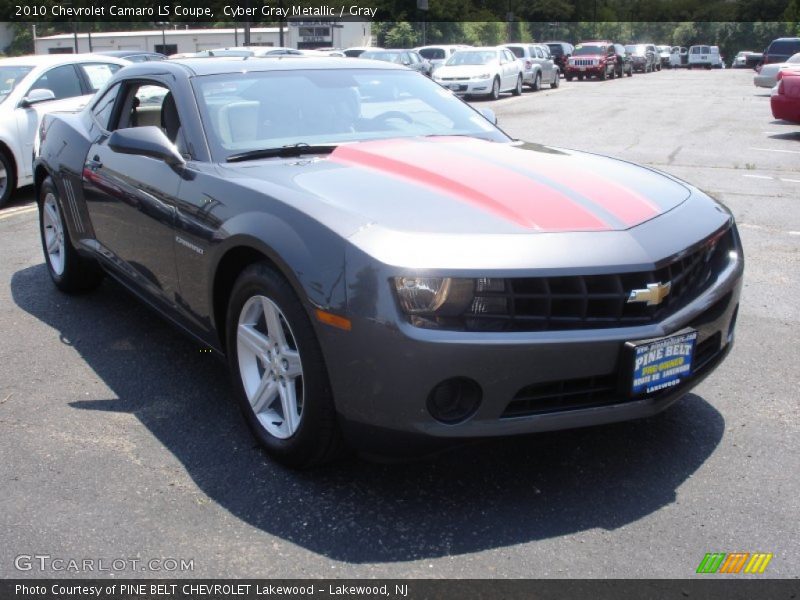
(501, 331), (726, 418)
(465, 227), (733, 332)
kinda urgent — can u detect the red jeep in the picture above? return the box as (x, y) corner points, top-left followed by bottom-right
(565, 41), (618, 81)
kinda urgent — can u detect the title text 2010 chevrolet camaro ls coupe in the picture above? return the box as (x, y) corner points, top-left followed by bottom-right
(35, 58), (743, 467)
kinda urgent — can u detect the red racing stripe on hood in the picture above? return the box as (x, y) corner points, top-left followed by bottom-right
(425, 137), (661, 227)
(329, 140), (611, 231)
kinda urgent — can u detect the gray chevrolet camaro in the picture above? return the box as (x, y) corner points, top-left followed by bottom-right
(34, 57), (743, 467)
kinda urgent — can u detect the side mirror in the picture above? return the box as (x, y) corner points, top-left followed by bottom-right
(108, 126), (185, 167)
(478, 107), (497, 125)
(20, 88), (56, 108)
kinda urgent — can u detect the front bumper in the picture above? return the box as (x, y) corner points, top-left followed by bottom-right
(771, 94), (800, 122)
(318, 223), (744, 446)
(755, 74), (777, 88)
(566, 65), (605, 76)
(436, 79), (495, 95)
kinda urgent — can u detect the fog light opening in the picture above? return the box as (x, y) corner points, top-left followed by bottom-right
(427, 377), (482, 425)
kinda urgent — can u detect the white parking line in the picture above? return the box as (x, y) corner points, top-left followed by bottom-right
(740, 223), (800, 236)
(741, 174), (800, 183)
(750, 147), (800, 154)
(0, 206), (37, 221)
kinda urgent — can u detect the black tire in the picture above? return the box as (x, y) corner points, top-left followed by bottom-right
(512, 75), (522, 96)
(577, 74), (584, 81)
(627, 66), (633, 77)
(38, 177), (104, 293)
(565, 74), (573, 82)
(0, 150), (16, 208)
(226, 261), (344, 468)
(532, 72), (541, 91)
(550, 70), (560, 88)
(490, 77), (500, 100)
(600, 68), (607, 81)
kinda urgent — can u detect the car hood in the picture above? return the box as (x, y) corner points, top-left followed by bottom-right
(220, 137), (691, 238)
(435, 64), (496, 77)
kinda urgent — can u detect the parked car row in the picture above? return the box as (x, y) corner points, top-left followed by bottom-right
(565, 42), (634, 81)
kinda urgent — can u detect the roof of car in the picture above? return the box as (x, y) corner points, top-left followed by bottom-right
(0, 53), (128, 68)
(121, 56), (405, 77)
(99, 50), (163, 57)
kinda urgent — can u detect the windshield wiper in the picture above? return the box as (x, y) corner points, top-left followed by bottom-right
(226, 143), (338, 163)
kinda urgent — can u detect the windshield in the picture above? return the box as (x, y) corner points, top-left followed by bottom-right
(788, 53), (800, 64)
(446, 51), (497, 66)
(419, 48), (445, 60)
(546, 44), (564, 56)
(0, 66), (33, 104)
(626, 45), (647, 55)
(573, 45), (604, 56)
(361, 51), (403, 63)
(193, 69), (509, 160)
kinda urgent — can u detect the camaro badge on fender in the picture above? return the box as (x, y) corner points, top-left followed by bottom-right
(627, 281), (672, 305)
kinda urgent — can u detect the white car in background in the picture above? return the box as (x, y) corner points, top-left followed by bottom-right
(0, 54), (128, 207)
(687, 45), (723, 69)
(754, 52), (800, 87)
(502, 43), (560, 90)
(414, 44), (471, 74)
(432, 47), (524, 100)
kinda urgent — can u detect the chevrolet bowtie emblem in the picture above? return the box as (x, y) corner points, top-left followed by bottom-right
(627, 281), (672, 306)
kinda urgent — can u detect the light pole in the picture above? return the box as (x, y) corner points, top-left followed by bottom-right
(156, 22), (168, 53)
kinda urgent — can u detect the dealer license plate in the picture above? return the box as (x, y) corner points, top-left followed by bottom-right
(448, 83), (461, 90)
(629, 330), (698, 396)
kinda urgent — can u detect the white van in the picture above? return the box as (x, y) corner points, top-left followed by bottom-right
(688, 45), (722, 69)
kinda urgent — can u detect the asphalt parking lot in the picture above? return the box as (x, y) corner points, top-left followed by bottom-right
(0, 67), (797, 579)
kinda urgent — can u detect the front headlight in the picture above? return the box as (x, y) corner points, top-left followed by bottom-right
(471, 73), (491, 80)
(393, 277), (508, 329)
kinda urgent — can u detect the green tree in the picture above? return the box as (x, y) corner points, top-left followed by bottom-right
(384, 21), (419, 47)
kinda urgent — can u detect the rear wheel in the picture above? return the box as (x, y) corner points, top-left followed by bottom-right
(226, 262), (344, 468)
(550, 70), (560, 88)
(0, 151), (16, 208)
(38, 177), (104, 293)
(512, 75), (523, 96)
(565, 74), (573, 82)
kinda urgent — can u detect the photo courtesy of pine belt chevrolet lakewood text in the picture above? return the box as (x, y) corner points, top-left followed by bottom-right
(34, 57), (743, 467)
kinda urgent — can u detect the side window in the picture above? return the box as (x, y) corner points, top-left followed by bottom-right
(113, 81), (186, 155)
(91, 83), (120, 131)
(535, 47), (544, 59)
(80, 63), (122, 93)
(29, 64), (82, 100)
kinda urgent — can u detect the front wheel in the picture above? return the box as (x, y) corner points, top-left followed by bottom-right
(532, 72), (541, 91)
(0, 151), (16, 208)
(490, 77), (500, 100)
(39, 177), (104, 293)
(226, 262), (343, 468)
(512, 75), (522, 96)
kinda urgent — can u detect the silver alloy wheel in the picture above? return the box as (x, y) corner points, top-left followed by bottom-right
(237, 295), (304, 439)
(0, 165), (7, 200)
(42, 192), (65, 276)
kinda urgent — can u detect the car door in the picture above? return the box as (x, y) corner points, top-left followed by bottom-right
(14, 64), (91, 180)
(82, 78), (184, 305)
(501, 49), (518, 87)
(537, 46), (554, 81)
